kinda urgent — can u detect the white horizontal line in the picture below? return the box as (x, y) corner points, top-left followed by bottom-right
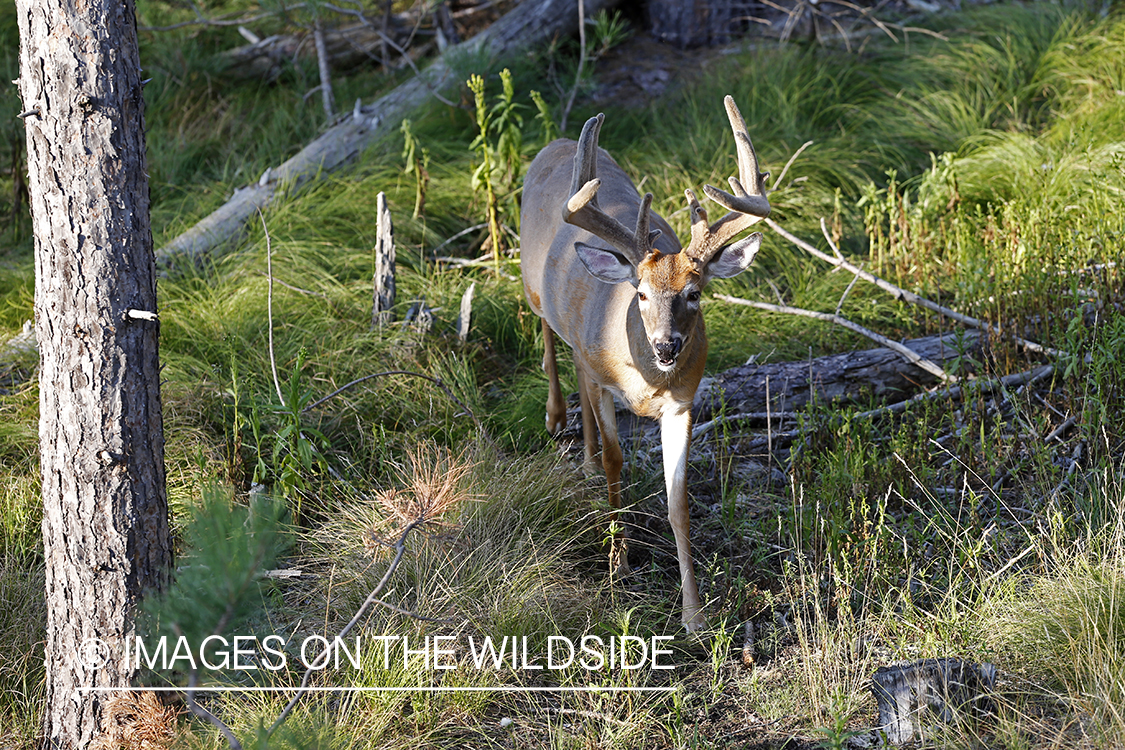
(79, 686), (675, 694)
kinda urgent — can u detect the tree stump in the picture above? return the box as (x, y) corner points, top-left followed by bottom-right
(372, 192), (395, 328)
(871, 658), (997, 744)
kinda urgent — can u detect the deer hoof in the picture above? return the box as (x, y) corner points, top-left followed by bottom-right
(545, 410), (566, 435)
(682, 607), (706, 634)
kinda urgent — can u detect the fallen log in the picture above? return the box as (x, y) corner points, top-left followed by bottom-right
(218, 20), (414, 81)
(872, 658), (997, 744)
(155, 0), (621, 269)
(549, 329), (988, 444)
(692, 329), (984, 422)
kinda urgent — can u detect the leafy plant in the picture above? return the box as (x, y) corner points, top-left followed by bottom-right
(467, 68), (524, 265)
(400, 118), (430, 220)
(270, 348), (329, 519)
(140, 483), (289, 671)
(530, 89), (558, 148)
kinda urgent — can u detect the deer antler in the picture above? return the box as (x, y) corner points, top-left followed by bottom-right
(563, 114), (661, 265)
(685, 96), (771, 264)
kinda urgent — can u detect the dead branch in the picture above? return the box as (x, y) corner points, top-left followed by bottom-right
(771, 139), (814, 190)
(714, 293), (957, 383)
(156, 0), (622, 269)
(766, 217), (1063, 358)
(266, 517), (425, 737)
(313, 20), (336, 118)
(694, 363), (1054, 453)
(559, 0), (586, 134)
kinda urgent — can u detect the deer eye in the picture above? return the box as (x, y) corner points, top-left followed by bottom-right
(686, 290), (701, 302)
(638, 291), (648, 302)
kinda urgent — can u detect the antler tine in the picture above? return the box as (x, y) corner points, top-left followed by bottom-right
(687, 96), (771, 262)
(570, 113), (605, 196)
(563, 114), (657, 264)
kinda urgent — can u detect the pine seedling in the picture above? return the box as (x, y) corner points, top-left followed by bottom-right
(139, 484), (289, 674)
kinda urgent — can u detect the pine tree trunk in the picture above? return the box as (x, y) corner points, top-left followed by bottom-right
(15, 0), (171, 746)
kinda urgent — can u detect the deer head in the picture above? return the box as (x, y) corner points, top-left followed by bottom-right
(563, 96), (770, 371)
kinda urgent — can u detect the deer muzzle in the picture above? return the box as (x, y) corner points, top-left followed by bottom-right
(653, 338), (682, 370)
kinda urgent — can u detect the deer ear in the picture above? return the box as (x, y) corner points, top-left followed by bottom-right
(575, 242), (637, 285)
(704, 232), (762, 280)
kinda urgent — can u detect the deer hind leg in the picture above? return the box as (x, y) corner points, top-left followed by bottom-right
(541, 319), (567, 435)
(661, 408), (703, 632)
(586, 377), (629, 578)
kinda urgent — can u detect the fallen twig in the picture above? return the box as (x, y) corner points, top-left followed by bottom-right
(771, 140), (813, 190)
(692, 410), (796, 441)
(267, 517), (426, 737)
(1044, 414), (1078, 443)
(430, 223), (488, 255)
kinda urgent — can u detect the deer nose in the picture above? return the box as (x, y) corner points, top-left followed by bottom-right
(654, 339), (681, 363)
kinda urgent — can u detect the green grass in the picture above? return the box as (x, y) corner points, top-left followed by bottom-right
(5, 0), (1125, 747)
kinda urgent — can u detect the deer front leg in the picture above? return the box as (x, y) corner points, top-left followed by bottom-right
(588, 379), (629, 578)
(542, 319), (567, 435)
(661, 408), (703, 632)
(575, 363), (599, 475)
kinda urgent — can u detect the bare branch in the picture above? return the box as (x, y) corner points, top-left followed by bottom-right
(185, 670), (243, 750)
(268, 517), (426, 736)
(261, 210), (285, 405)
(771, 139), (814, 191)
(714, 293), (957, 383)
(767, 217), (1063, 358)
(559, 0), (586, 133)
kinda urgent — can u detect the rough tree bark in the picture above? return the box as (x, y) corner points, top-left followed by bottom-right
(155, 0), (622, 268)
(16, 0), (171, 745)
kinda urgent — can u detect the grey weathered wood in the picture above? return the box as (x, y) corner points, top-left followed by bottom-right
(16, 0), (172, 743)
(372, 191), (395, 327)
(156, 0), (622, 269)
(649, 0), (741, 48)
(403, 298), (435, 333)
(872, 658), (997, 744)
(693, 330), (984, 422)
(219, 19), (408, 80)
(456, 281), (475, 342)
(313, 20), (336, 118)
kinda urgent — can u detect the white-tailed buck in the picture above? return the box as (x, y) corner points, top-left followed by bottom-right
(520, 96), (770, 631)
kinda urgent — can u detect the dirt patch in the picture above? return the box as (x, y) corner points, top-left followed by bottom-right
(588, 33), (727, 111)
